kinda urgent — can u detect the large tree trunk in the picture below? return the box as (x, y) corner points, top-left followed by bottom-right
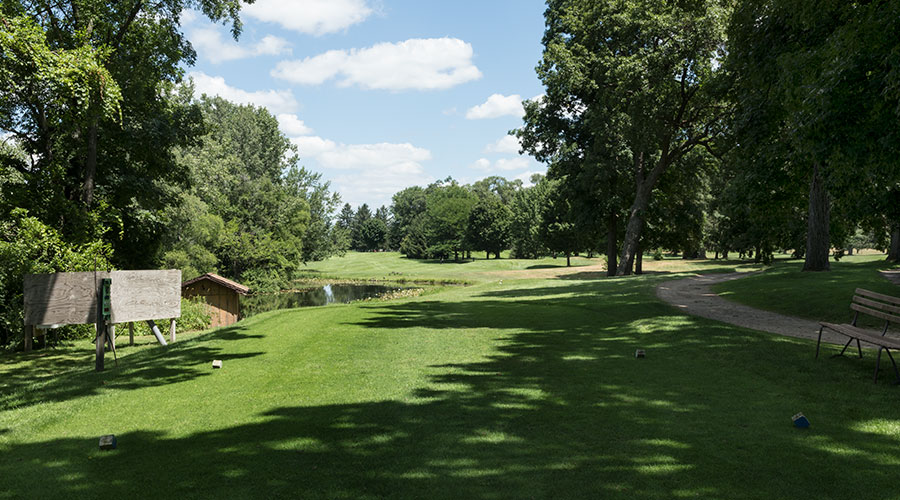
(888, 222), (900, 262)
(635, 240), (643, 275)
(81, 122), (99, 206)
(803, 162), (831, 271)
(617, 150), (670, 276)
(616, 183), (652, 275)
(607, 212), (617, 277)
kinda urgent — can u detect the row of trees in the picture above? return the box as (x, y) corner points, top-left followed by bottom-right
(338, 175), (616, 267)
(515, 0), (900, 275)
(0, 2), (344, 347)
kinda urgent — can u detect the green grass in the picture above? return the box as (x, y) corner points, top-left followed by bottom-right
(2, 253), (899, 499)
(297, 251), (601, 282)
(713, 254), (900, 324)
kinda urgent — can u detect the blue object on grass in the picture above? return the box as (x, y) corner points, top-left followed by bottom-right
(792, 413), (810, 429)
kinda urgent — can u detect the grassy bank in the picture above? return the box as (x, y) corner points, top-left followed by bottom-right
(713, 254), (900, 324)
(1, 254), (898, 499)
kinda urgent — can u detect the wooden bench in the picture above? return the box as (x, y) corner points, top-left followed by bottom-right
(816, 288), (900, 383)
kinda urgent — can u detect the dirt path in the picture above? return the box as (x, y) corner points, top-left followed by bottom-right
(656, 273), (873, 346)
(881, 270), (900, 286)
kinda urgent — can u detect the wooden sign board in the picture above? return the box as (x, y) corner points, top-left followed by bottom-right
(24, 270), (181, 326)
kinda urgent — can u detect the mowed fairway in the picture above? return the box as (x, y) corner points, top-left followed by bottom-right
(2, 254), (899, 499)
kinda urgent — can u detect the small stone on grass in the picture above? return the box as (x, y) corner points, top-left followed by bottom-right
(212, 360), (222, 369)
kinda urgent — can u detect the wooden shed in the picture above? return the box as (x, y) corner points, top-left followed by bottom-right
(181, 273), (250, 328)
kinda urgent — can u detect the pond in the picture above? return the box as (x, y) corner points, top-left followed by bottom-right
(241, 284), (408, 318)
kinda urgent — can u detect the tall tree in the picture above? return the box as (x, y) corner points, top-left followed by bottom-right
(508, 174), (551, 259)
(727, 0), (900, 270)
(163, 97), (314, 290)
(0, 1), (250, 268)
(521, 0), (730, 276)
(351, 204), (371, 251)
(466, 197), (512, 259)
(389, 186), (427, 250)
(423, 179), (476, 261)
(540, 179), (580, 267)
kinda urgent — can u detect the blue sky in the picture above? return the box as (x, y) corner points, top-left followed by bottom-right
(183, 0), (548, 209)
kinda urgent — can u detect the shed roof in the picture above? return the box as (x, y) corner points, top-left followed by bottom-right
(182, 273), (250, 295)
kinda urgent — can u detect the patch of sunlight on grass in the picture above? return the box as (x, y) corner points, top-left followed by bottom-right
(354, 432), (408, 447)
(673, 487), (719, 497)
(851, 419), (900, 440)
(268, 437), (329, 452)
(396, 470), (437, 479)
(635, 463), (693, 475)
(462, 430), (525, 445)
(628, 316), (697, 334)
(636, 438), (691, 449)
(500, 387), (546, 399)
(804, 435), (867, 458)
(606, 394), (689, 411)
(492, 402), (537, 410)
(454, 467), (503, 478)
(429, 458), (478, 468)
(561, 354), (597, 361)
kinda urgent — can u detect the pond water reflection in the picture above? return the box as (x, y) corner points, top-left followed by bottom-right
(241, 284), (405, 318)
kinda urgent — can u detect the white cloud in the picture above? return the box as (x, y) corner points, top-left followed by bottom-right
(291, 136), (337, 158)
(189, 72), (299, 115)
(180, 9), (199, 26)
(484, 135), (521, 154)
(272, 38), (482, 91)
(290, 135), (433, 207)
(470, 157), (530, 172)
(314, 141), (432, 170)
(243, 0), (373, 36)
(277, 114), (313, 136)
(466, 94), (523, 119)
(190, 27), (291, 63)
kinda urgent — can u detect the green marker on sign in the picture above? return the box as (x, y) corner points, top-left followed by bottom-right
(101, 278), (112, 321)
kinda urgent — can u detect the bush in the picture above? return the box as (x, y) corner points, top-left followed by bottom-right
(178, 296), (211, 332)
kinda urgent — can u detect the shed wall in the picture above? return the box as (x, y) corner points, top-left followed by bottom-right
(183, 281), (241, 327)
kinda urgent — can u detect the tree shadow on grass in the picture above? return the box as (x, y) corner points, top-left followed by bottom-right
(0, 325), (265, 412)
(3, 278), (900, 498)
(3, 320), (899, 498)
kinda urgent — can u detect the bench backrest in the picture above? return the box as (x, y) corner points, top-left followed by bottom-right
(852, 288), (900, 325)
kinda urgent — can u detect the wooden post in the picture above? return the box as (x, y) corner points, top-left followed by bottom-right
(95, 323), (105, 371)
(169, 319), (176, 343)
(23, 324), (33, 352)
(95, 285), (104, 372)
(108, 324), (116, 351)
(128, 322), (134, 346)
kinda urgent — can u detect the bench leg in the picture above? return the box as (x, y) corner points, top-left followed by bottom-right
(856, 338), (863, 358)
(816, 326), (824, 359)
(883, 348), (900, 384)
(836, 337), (855, 357)
(874, 348), (883, 383)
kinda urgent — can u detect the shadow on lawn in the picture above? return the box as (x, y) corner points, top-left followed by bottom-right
(2, 277), (900, 498)
(0, 326), (264, 412)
